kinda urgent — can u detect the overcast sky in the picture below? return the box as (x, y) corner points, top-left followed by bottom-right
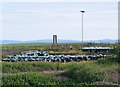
(0, 1), (118, 41)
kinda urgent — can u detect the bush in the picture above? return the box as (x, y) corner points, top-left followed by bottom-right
(111, 44), (120, 63)
(62, 62), (107, 84)
(97, 58), (117, 65)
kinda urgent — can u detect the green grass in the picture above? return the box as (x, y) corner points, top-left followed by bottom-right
(2, 43), (51, 58)
(2, 62), (60, 73)
(2, 72), (59, 86)
(1, 43), (119, 86)
(2, 43), (114, 58)
(62, 61), (107, 83)
(2, 58), (119, 86)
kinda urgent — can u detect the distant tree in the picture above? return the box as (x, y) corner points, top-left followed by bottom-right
(113, 44), (120, 63)
(116, 44), (120, 63)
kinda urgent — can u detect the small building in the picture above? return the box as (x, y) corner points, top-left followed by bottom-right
(82, 47), (113, 53)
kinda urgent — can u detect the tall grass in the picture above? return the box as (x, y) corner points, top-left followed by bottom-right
(2, 58), (119, 86)
(61, 61), (107, 84)
(2, 72), (60, 86)
(2, 62), (62, 73)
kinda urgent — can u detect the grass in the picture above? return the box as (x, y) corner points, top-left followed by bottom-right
(2, 72), (59, 86)
(1, 58), (119, 86)
(2, 62), (59, 73)
(2, 43), (51, 58)
(1, 43), (119, 86)
(2, 43), (114, 58)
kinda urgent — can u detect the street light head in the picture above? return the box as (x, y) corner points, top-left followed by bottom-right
(81, 10), (85, 13)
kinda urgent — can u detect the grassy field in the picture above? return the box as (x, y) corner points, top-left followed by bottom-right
(2, 43), (51, 57)
(1, 58), (119, 86)
(2, 43), (113, 58)
(1, 43), (119, 86)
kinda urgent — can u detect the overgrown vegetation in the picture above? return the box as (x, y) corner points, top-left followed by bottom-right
(1, 43), (119, 86)
(2, 58), (119, 86)
(62, 62), (107, 84)
(2, 62), (61, 73)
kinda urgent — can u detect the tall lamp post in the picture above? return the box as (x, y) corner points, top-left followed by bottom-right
(80, 10), (85, 50)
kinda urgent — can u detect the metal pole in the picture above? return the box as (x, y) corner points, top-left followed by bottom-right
(82, 12), (83, 49)
(80, 10), (85, 50)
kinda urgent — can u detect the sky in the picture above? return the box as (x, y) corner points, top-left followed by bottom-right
(0, 1), (118, 41)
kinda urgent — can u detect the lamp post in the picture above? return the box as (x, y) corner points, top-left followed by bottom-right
(80, 10), (85, 50)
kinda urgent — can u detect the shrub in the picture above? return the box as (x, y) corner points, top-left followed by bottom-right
(62, 62), (107, 84)
(97, 58), (117, 65)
